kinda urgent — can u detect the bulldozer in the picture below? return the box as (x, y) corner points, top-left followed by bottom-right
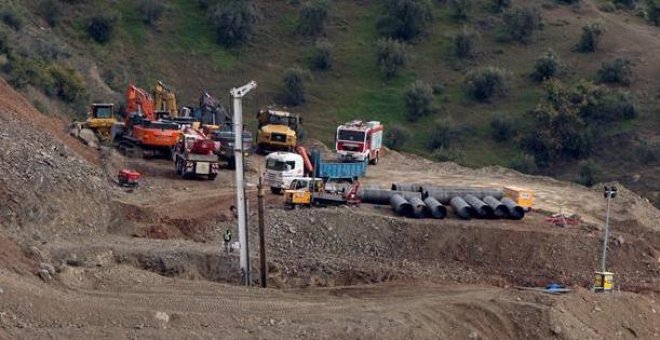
(70, 103), (117, 146)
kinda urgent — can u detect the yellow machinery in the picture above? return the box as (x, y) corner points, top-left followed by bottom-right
(154, 80), (178, 118)
(256, 108), (301, 153)
(593, 271), (614, 292)
(504, 186), (534, 211)
(78, 103), (116, 141)
(284, 178), (325, 207)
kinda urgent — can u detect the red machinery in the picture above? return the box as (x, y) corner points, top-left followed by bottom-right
(115, 84), (180, 157)
(173, 126), (220, 180)
(335, 120), (384, 165)
(118, 169), (141, 188)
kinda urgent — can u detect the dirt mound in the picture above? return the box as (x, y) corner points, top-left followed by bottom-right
(0, 79), (116, 244)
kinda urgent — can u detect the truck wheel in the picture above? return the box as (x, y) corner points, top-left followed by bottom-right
(271, 187), (282, 195)
(208, 174), (217, 181)
(370, 152), (379, 165)
(227, 158), (236, 169)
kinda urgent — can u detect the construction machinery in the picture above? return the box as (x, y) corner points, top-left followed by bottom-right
(154, 80), (178, 119)
(283, 177), (361, 208)
(111, 84), (180, 158)
(504, 186), (534, 211)
(173, 126), (219, 180)
(263, 147), (367, 194)
(256, 107), (301, 153)
(70, 103), (117, 144)
(336, 120), (384, 165)
(196, 91), (253, 168)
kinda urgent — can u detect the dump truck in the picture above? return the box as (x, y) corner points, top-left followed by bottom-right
(263, 148), (367, 194)
(256, 108), (301, 153)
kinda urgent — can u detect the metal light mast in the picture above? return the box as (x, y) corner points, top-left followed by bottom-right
(230, 80), (257, 286)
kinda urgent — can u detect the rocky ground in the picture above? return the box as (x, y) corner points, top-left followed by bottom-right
(0, 77), (658, 339)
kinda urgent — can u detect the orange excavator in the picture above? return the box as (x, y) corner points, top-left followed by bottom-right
(112, 84), (180, 158)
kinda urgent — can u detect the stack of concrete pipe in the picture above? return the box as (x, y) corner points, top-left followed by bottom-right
(359, 183), (525, 220)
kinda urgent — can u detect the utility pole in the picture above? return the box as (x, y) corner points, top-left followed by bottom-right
(257, 177), (267, 288)
(230, 80), (257, 286)
(600, 186), (618, 273)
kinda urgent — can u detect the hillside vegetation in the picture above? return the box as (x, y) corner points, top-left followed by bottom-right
(0, 0), (658, 204)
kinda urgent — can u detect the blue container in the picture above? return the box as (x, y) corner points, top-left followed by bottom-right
(311, 148), (366, 179)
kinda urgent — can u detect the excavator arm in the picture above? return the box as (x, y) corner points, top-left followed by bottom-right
(126, 84), (156, 122)
(154, 81), (178, 118)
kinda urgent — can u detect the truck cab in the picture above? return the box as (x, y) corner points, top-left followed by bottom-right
(263, 152), (305, 194)
(256, 108), (301, 153)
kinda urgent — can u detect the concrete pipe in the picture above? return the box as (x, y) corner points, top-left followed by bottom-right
(391, 194), (414, 218)
(424, 196), (447, 219)
(424, 187), (504, 204)
(483, 196), (509, 219)
(358, 188), (422, 205)
(501, 197), (525, 220)
(449, 196), (474, 220)
(463, 194), (495, 219)
(391, 183), (423, 192)
(408, 196), (431, 219)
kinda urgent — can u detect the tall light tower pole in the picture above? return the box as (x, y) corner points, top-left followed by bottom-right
(600, 185), (618, 273)
(230, 80), (257, 286)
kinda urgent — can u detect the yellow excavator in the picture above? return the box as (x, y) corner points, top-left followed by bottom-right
(154, 80), (178, 119)
(71, 103), (117, 143)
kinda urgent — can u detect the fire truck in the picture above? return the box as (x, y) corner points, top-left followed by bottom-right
(335, 120), (384, 165)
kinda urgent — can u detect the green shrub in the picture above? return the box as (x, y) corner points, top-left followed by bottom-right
(599, 2), (617, 12)
(649, 0), (660, 25)
(614, 0), (636, 9)
(490, 0), (511, 13)
(87, 14), (116, 44)
(427, 118), (460, 151)
(0, 29), (9, 55)
(490, 114), (517, 142)
(502, 7), (542, 44)
(576, 160), (602, 187)
(576, 22), (604, 53)
(1, 9), (23, 31)
(138, 0), (166, 26)
(532, 49), (561, 82)
(404, 80), (434, 122)
(597, 57), (632, 85)
(298, 0), (329, 36)
(49, 64), (85, 103)
(208, 0), (259, 47)
(376, 0), (435, 41)
(431, 146), (465, 163)
(311, 39), (332, 70)
(635, 141), (658, 164)
(38, 0), (60, 27)
(281, 66), (307, 106)
(509, 153), (538, 174)
(449, 0), (474, 21)
(432, 82), (446, 95)
(465, 67), (509, 102)
(376, 38), (409, 78)
(555, 0), (581, 4)
(5, 57), (40, 89)
(452, 28), (477, 59)
(384, 126), (411, 150)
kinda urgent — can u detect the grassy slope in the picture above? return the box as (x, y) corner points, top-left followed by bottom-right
(6, 0), (660, 189)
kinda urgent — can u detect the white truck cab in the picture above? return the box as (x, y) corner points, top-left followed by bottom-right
(263, 152), (305, 194)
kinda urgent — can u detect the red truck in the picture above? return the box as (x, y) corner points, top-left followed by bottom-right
(335, 120), (384, 165)
(173, 127), (220, 180)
